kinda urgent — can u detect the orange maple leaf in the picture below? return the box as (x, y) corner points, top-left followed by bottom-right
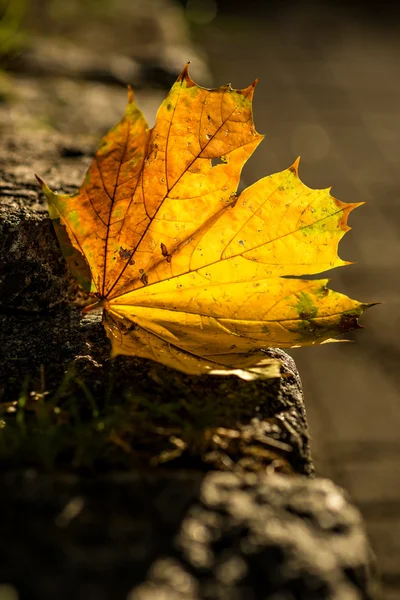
(37, 65), (373, 380)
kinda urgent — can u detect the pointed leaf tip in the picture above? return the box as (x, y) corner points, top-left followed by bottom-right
(35, 174), (45, 188)
(35, 174), (53, 196)
(290, 157), (301, 174)
(177, 62), (192, 84)
(127, 85), (134, 103)
(353, 201), (365, 209)
(365, 301), (381, 310)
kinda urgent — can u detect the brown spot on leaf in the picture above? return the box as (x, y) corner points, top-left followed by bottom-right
(339, 313), (363, 332)
(299, 311), (314, 320)
(161, 242), (172, 262)
(122, 323), (136, 335)
(119, 247), (131, 260)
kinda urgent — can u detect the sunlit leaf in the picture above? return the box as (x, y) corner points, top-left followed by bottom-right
(38, 65), (373, 379)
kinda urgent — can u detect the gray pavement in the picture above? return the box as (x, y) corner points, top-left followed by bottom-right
(199, 4), (400, 598)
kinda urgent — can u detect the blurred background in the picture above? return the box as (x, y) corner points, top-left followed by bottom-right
(1, 0), (399, 598)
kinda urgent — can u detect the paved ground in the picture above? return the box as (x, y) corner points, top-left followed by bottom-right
(198, 4), (400, 598)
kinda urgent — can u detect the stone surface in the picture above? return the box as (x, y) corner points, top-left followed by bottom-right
(0, 306), (313, 476)
(0, 470), (377, 600)
(0, 132), (93, 311)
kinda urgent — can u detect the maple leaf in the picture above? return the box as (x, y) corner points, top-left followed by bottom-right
(37, 64), (373, 380)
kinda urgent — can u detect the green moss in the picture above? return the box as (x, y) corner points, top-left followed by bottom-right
(0, 360), (285, 474)
(0, 0), (28, 57)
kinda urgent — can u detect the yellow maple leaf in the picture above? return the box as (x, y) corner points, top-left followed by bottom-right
(37, 65), (373, 380)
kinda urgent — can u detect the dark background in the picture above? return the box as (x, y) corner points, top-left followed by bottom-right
(1, 1), (399, 598)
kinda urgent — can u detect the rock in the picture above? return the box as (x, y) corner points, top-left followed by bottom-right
(0, 132), (93, 312)
(8, 0), (210, 87)
(0, 199), (73, 311)
(8, 38), (143, 87)
(0, 306), (312, 476)
(0, 470), (377, 600)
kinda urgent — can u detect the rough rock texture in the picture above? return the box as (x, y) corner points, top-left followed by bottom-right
(0, 470), (377, 600)
(0, 192), (74, 312)
(0, 131), (98, 315)
(0, 307), (312, 476)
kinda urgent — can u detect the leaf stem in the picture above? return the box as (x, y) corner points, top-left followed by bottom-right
(82, 300), (105, 314)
